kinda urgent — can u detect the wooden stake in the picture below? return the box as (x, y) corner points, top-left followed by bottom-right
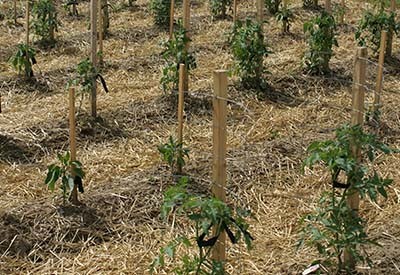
(282, 0), (288, 33)
(343, 47), (367, 271)
(69, 88), (79, 204)
(386, 0), (396, 57)
(233, 0), (237, 23)
(325, 0), (332, 14)
(14, 0), (17, 24)
(256, 0), (263, 24)
(170, 0), (175, 40)
(183, 0), (190, 91)
(372, 31), (387, 123)
(90, 0), (98, 118)
(177, 64), (185, 174)
(339, 0), (345, 24)
(211, 70), (228, 263)
(98, 0), (104, 65)
(25, 0), (29, 46)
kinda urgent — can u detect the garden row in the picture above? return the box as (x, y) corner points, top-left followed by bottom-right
(1, 0), (399, 274)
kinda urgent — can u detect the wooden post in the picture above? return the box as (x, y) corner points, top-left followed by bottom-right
(90, 0), (98, 118)
(233, 0), (237, 23)
(98, 0), (104, 65)
(343, 47), (367, 271)
(177, 64), (185, 174)
(325, 0), (332, 14)
(170, 0), (175, 40)
(183, 0), (190, 91)
(49, 0), (55, 42)
(69, 88), (79, 204)
(212, 70), (228, 263)
(256, 0), (264, 80)
(14, 0), (17, 24)
(339, 0), (345, 24)
(386, 0), (396, 57)
(282, 0), (287, 33)
(25, 0), (29, 46)
(372, 31), (387, 123)
(256, 0), (263, 23)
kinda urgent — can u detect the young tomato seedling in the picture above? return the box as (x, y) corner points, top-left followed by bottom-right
(158, 135), (189, 175)
(45, 151), (85, 205)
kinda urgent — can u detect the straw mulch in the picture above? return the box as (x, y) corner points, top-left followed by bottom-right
(0, 0), (399, 274)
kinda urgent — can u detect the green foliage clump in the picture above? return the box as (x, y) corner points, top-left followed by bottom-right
(149, 0), (172, 27)
(151, 177), (253, 274)
(158, 136), (189, 174)
(355, 10), (399, 53)
(265, 0), (281, 15)
(32, 0), (59, 44)
(298, 124), (395, 272)
(209, 0), (232, 18)
(68, 58), (109, 95)
(229, 19), (271, 88)
(303, 11), (338, 75)
(276, 6), (293, 33)
(45, 151), (85, 204)
(161, 21), (196, 93)
(9, 43), (37, 78)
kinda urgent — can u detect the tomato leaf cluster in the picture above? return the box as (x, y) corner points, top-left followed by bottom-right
(303, 11), (338, 75)
(9, 43), (37, 78)
(229, 19), (271, 89)
(32, 0), (60, 44)
(151, 177), (253, 274)
(355, 10), (399, 53)
(45, 151), (85, 204)
(160, 21), (196, 93)
(298, 124), (396, 271)
(209, 0), (232, 18)
(158, 136), (190, 175)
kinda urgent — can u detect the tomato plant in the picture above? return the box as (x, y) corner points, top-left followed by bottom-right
(209, 0), (232, 18)
(158, 136), (189, 175)
(9, 43), (37, 78)
(265, 0), (281, 15)
(32, 0), (60, 45)
(303, 11), (338, 75)
(276, 6), (293, 33)
(355, 10), (399, 54)
(151, 177), (253, 274)
(150, 0), (172, 27)
(229, 19), (271, 89)
(68, 58), (109, 95)
(160, 21), (196, 93)
(45, 151), (85, 205)
(298, 124), (395, 272)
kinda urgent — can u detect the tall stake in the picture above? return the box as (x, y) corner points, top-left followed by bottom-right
(386, 0), (396, 57)
(256, 0), (264, 80)
(256, 0), (263, 23)
(372, 31), (387, 124)
(233, 0), (237, 23)
(98, 0), (104, 65)
(325, 0), (332, 13)
(25, 0), (29, 48)
(90, 0), (98, 118)
(211, 70), (228, 263)
(69, 88), (79, 204)
(339, 0), (345, 24)
(170, 0), (175, 40)
(14, 0), (17, 24)
(177, 64), (185, 174)
(183, 0), (190, 91)
(343, 47), (367, 271)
